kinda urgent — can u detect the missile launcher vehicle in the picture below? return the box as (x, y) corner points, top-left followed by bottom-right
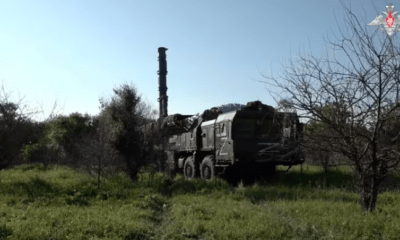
(143, 47), (304, 184)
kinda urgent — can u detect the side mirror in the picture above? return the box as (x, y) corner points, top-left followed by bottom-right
(201, 133), (206, 137)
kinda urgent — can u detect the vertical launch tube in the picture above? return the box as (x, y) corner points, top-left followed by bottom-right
(158, 47), (168, 119)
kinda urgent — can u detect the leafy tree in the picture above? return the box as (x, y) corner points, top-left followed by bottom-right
(98, 82), (156, 181)
(22, 112), (94, 167)
(0, 83), (42, 169)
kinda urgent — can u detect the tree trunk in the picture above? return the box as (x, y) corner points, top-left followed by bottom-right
(97, 167), (101, 190)
(97, 155), (101, 190)
(126, 155), (139, 182)
(128, 169), (139, 182)
(358, 175), (380, 211)
(321, 152), (329, 174)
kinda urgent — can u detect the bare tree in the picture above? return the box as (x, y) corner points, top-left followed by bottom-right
(77, 119), (124, 189)
(260, 6), (400, 211)
(277, 98), (295, 113)
(303, 103), (350, 172)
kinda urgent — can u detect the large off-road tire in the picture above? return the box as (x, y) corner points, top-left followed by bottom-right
(184, 156), (198, 180)
(200, 156), (215, 181)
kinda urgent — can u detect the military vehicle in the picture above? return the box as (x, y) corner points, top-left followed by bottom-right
(143, 47), (304, 183)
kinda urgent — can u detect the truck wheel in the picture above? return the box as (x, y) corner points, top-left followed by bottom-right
(200, 156), (215, 181)
(184, 156), (198, 180)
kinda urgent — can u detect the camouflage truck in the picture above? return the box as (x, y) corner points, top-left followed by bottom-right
(144, 47), (303, 183)
(161, 100), (303, 183)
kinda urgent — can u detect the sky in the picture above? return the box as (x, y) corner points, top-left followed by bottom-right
(0, 0), (395, 121)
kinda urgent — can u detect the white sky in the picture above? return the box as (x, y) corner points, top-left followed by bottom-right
(0, 0), (394, 121)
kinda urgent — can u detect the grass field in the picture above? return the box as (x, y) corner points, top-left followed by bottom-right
(0, 164), (400, 239)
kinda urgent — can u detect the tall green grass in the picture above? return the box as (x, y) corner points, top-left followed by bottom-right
(0, 163), (399, 239)
(0, 164), (167, 239)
